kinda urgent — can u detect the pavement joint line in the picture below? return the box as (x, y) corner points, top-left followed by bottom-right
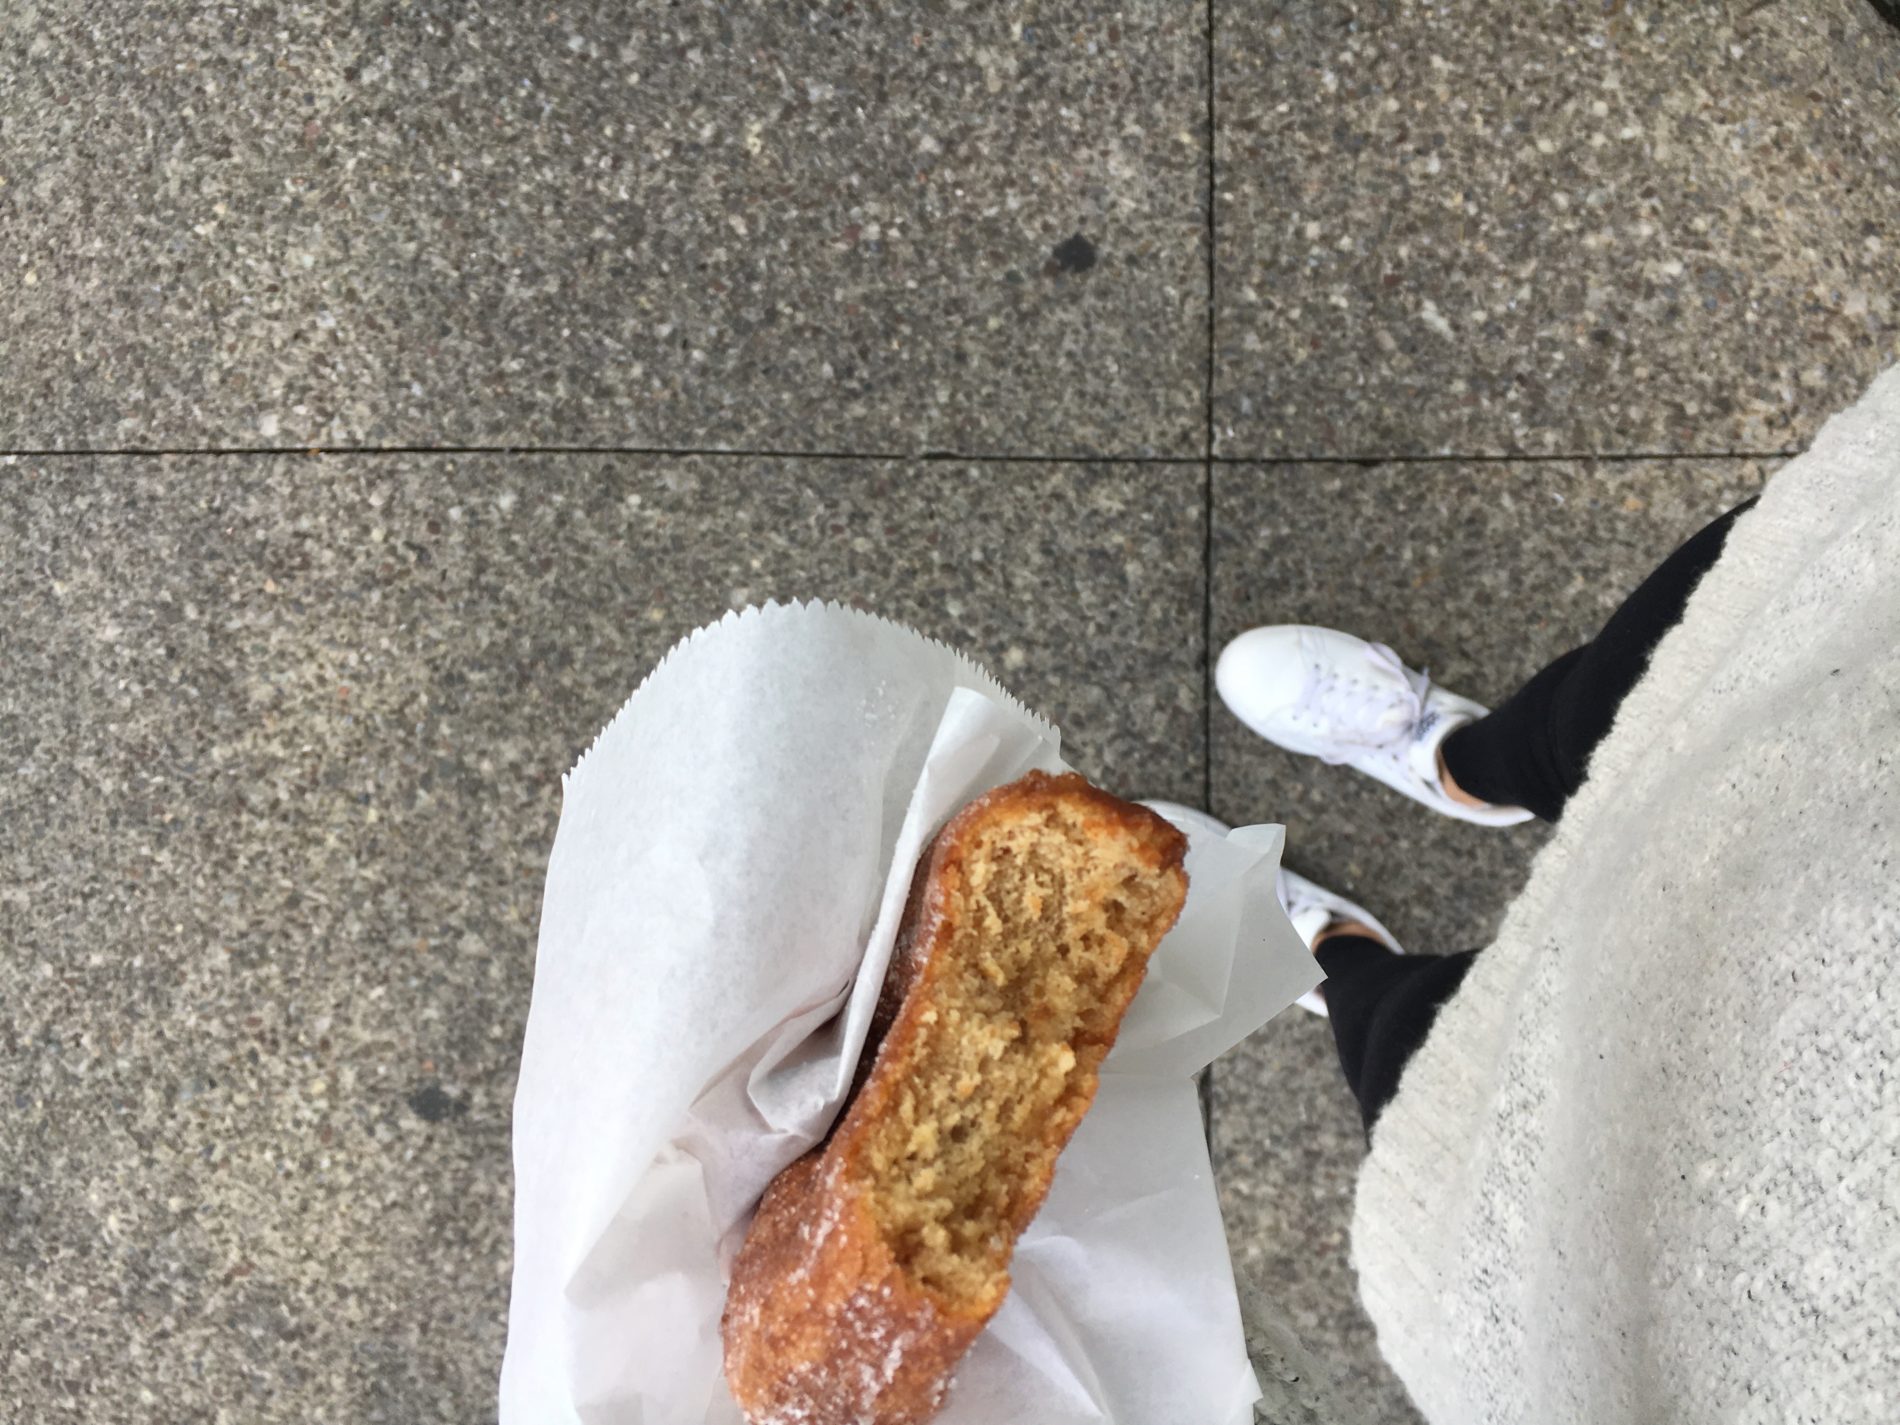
(1200, 0), (1219, 823)
(1, 446), (1802, 464)
(1, 444), (1206, 465)
(1198, 0), (1219, 1151)
(1210, 448), (1801, 467)
(1203, 0), (1218, 469)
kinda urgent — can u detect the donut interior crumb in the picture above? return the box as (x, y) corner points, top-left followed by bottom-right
(859, 802), (1177, 1303)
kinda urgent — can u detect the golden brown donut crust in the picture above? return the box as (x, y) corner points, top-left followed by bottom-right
(722, 771), (1189, 1424)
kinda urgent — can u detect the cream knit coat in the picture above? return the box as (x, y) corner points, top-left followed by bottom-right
(1352, 366), (1900, 1424)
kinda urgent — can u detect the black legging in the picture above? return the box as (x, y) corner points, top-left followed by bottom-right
(1321, 498), (1756, 1134)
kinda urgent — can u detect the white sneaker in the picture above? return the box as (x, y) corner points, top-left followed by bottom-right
(1141, 801), (1401, 1018)
(1216, 625), (1534, 827)
(1277, 868), (1402, 1018)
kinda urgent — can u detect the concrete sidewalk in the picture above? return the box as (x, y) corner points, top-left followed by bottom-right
(3, 3), (1894, 1421)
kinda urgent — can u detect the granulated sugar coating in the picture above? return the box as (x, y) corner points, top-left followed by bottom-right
(722, 772), (1189, 1425)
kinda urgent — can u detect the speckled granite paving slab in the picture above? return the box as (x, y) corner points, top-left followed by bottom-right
(0, 460), (1202, 1422)
(2, 6), (1207, 456)
(1213, 0), (1900, 458)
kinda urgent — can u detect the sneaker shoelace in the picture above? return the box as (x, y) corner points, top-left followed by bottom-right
(1297, 635), (1434, 764)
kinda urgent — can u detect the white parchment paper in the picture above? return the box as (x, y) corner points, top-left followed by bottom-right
(499, 601), (1319, 1425)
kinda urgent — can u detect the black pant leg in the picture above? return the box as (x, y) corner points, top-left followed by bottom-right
(1439, 498), (1756, 822)
(1316, 936), (1479, 1135)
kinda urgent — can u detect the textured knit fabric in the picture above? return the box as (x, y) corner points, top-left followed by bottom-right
(1351, 365), (1900, 1425)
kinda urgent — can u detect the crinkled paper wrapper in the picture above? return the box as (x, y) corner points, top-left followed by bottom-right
(500, 601), (1319, 1425)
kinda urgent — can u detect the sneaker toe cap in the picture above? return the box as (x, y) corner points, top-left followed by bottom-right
(1216, 625), (1313, 729)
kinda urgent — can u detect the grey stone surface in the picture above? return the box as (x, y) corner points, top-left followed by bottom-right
(1, 5), (1205, 456)
(0, 461), (1203, 1422)
(1209, 458), (1773, 1425)
(1213, 0), (1900, 459)
(8, 0), (1891, 1416)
